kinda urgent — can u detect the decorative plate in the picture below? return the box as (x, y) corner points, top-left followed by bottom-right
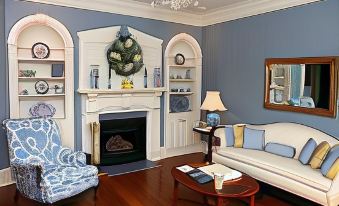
(29, 102), (56, 117)
(170, 95), (190, 113)
(32, 42), (50, 59)
(175, 53), (185, 65)
(35, 80), (49, 94)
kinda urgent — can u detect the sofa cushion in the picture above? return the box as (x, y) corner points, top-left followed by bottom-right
(310, 141), (331, 169)
(265, 142), (295, 158)
(299, 138), (317, 165)
(225, 126), (234, 147)
(215, 147), (332, 192)
(326, 158), (339, 180)
(243, 128), (265, 150)
(233, 124), (246, 148)
(321, 144), (339, 176)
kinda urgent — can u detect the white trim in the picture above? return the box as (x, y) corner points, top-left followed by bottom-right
(22, 0), (321, 26)
(201, 0), (323, 26)
(0, 167), (14, 187)
(164, 33), (203, 156)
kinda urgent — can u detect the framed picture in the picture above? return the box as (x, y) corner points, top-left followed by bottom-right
(52, 64), (64, 77)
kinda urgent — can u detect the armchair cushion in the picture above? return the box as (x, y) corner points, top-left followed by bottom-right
(41, 164), (98, 203)
(56, 147), (87, 167)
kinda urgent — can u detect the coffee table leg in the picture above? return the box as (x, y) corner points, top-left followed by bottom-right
(217, 197), (223, 206)
(250, 195), (255, 206)
(172, 180), (179, 206)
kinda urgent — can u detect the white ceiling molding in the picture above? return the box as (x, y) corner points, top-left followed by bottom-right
(22, 0), (322, 26)
(201, 0), (323, 26)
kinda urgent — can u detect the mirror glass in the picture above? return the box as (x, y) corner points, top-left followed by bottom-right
(269, 64), (330, 109)
(265, 57), (337, 117)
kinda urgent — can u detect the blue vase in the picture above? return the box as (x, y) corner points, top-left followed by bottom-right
(207, 113), (220, 127)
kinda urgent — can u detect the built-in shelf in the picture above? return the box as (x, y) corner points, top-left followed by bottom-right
(169, 79), (194, 82)
(170, 110), (192, 114)
(19, 77), (65, 81)
(169, 92), (194, 95)
(271, 86), (285, 90)
(273, 76), (285, 79)
(168, 65), (196, 68)
(18, 47), (65, 50)
(17, 57), (65, 62)
(168, 56), (196, 60)
(19, 94), (65, 98)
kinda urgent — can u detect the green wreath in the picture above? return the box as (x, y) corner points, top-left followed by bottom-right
(107, 34), (144, 77)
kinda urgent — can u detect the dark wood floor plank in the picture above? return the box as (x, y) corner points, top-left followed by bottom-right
(0, 153), (309, 206)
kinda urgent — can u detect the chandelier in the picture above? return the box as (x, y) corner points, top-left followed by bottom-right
(151, 0), (199, 10)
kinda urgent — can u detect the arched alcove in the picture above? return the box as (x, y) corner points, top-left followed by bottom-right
(7, 14), (75, 149)
(164, 33), (203, 157)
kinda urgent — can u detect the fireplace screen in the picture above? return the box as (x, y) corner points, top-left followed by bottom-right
(99, 113), (146, 165)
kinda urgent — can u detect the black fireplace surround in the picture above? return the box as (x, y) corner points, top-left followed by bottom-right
(99, 112), (147, 165)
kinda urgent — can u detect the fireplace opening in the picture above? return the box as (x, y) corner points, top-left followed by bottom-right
(99, 112), (146, 165)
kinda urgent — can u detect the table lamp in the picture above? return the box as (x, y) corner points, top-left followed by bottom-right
(200, 91), (227, 127)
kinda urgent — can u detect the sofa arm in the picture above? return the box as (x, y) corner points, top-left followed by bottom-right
(56, 147), (87, 167)
(11, 161), (44, 201)
(213, 125), (227, 148)
(327, 173), (339, 206)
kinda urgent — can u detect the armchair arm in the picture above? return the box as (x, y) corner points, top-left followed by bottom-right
(327, 173), (339, 206)
(11, 160), (44, 201)
(56, 147), (87, 167)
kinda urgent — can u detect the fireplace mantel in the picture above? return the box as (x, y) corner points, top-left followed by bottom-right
(78, 88), (166, 96)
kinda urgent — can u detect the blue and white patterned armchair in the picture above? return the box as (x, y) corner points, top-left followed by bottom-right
(2, 117), (99, 204)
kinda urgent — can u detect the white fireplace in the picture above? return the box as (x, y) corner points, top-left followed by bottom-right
(79, 89), (165, 161)
(77, 26), (165, 161)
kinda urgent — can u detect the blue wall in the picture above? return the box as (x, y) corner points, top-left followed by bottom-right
(0, 0), (9, 169)
(202, 0), (339, 138)
(0, 0), (202, 169)
(2, 0), (339, 170)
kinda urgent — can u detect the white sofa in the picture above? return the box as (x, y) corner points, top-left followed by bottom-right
(213, 122), (339, 206)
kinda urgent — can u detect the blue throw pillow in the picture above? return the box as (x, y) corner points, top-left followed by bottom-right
(320, 145), (339, 176)
(299, 138), (317, 165)
(243, 128), (265, 150)
(225, 126), (234, 147)
(265, 142), (296, 158)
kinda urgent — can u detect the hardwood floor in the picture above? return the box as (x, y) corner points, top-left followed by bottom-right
(0, 153), (319, 206)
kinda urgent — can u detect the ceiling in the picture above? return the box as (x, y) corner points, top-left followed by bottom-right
(132, 0), (245, 14)
(23, 0), (322, 26)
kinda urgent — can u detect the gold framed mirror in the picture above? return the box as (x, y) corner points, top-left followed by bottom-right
(265, 57), (338, 117)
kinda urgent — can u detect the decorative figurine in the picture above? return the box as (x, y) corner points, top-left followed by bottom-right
(153, 68), (161, 87)
(90, 65), (100, 89)
(19, 89), (29, 95)
(121, 77), (134, 89)
(185, 69), (191, 79)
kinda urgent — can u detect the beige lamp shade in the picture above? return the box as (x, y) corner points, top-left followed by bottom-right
(200, 91), (227, 111)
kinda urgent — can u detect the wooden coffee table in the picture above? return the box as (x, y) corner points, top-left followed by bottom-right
(171, 163), (259, 206)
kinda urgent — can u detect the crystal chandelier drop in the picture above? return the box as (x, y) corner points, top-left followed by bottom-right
(151, 0), (199, 10)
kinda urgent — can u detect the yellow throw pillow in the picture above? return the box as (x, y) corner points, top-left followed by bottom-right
(233, 124), (246, 148)
(326, 158), (339, 180)
(310, 141), (331, 169)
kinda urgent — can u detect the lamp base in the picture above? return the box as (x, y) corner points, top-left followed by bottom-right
(207, 113), (220, 127)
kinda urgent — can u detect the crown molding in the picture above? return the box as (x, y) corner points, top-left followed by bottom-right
(201, 0), (322, 26)
(22, 0), (321, 26)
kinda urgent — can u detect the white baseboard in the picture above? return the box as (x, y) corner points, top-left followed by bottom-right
(160, 143), (205, 159)
(0, 167), (15, 187)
